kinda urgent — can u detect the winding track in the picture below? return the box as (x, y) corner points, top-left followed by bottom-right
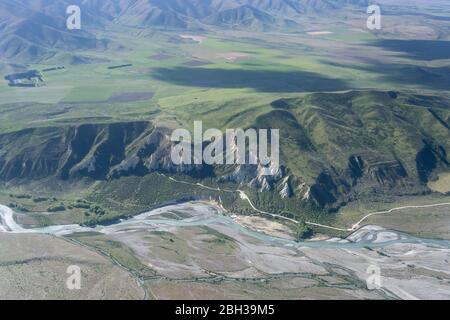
(1, 175), (450, 234)
(349, 202), (450, 231)
(160, 173), (298, 224)
(1, 180), (450, 301)
(158, 174), (450, 233)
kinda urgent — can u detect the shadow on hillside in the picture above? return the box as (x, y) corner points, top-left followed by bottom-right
(321, 59), (450, 91)
(150, 67), (349, 93)
(371, 39), (450, 61)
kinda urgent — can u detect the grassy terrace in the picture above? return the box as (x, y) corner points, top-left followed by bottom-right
(2, 27), (450, 134)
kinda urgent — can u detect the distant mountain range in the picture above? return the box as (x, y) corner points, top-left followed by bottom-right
(0, 0), (369, 62)
(0, 0), (105, 62)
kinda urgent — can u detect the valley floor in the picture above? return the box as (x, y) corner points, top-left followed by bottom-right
(1, 0), (450, 301)
(1, 201), (449, 300)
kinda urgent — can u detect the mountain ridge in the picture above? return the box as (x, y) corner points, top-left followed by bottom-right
(0, 91), (448, 215)
(0, 0), (369, 62)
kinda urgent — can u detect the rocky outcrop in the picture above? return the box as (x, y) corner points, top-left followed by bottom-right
(1, 93), (449, 211)
(279, 176), (293, 199)
(0, 121), (284, 187)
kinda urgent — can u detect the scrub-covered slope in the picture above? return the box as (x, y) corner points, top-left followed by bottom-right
(0, 91), (448, 217)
